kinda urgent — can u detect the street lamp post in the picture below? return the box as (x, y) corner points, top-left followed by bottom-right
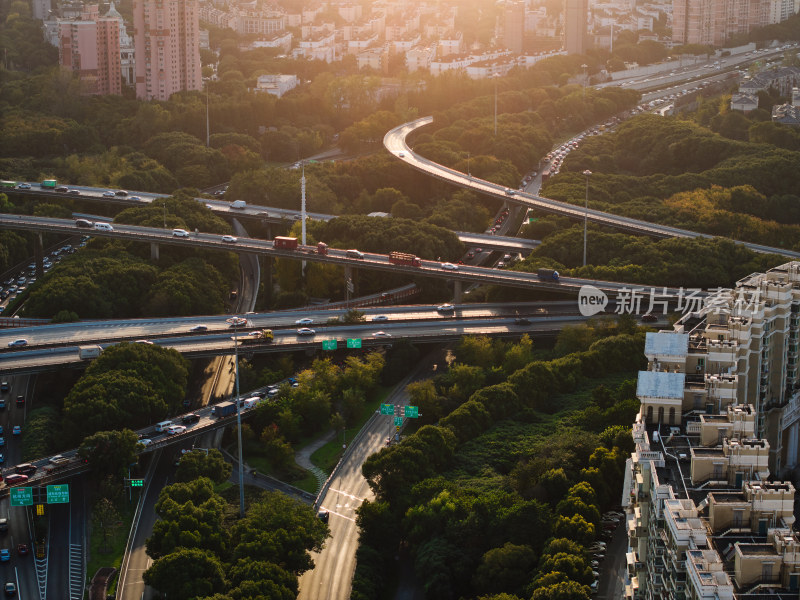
(493, 73), (499, 136)
(582, 64), (588, 99)
(163, 201), (167, 229)
(467, 152), (471, 178)
(226, 316), (246, 518)
(583, 169), (592, 267)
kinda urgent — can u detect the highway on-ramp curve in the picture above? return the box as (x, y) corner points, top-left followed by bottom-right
(384, 117), (800, 260)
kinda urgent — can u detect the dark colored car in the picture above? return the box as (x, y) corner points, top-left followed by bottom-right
(641, 313), (658, 323)
(317, 510), (330, 524)
(181, 413), (200, 425)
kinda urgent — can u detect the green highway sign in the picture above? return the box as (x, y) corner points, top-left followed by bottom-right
(131, 479), (144, 488)
(322, 340), (338, 351)
(46, 484), (69, 504)
(346, 338), (362, 349)
(380, 403), (394, 415)
(394, 416), (404, 427)
(404, 405), (419, 418)
(9, 488), (32, 507)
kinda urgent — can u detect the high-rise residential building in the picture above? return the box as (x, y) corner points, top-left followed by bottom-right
(504, 0), (525, 54)
(626, 261), (800, 599)
(32, 0), (52, 21)
(673, 0), (797, 46)
(133, 0), (202, 101)
(564, 0), (588, 54)
(58, 4), (122, 95)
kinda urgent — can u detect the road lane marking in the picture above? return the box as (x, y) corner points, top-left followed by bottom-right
(326, 488), (366, 503)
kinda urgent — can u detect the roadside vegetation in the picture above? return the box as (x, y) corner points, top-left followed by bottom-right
(351, 322), (643, 600)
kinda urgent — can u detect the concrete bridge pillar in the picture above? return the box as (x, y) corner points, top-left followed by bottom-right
(35, 233), (44, 277)
(150, 242), (159, 261)
(453, 280), (462, 304)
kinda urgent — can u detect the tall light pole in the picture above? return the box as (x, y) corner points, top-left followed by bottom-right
(493, 73), (499, 136)
(582, 63), (588, 99)
(163, 201), (167, 229)
(226, 316), (246, 518)
(583, 169), (592, 267)
(206, 83), (210, 147)
(467, 152), (471, 178)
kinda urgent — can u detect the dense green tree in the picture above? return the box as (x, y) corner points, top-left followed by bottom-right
(143, 548), (227, 599)
(78, 429), (140, 480)
(175, 449), (232, 484)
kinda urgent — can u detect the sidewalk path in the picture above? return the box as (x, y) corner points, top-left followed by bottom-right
(295, 430), (337, 493)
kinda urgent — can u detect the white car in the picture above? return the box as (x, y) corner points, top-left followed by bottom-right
(7, 339), (27, 348)
(221, 235), (238, 243)
(295, 317), (313, 325)
(133, 340), (154, 345)
(138, 438), (153, 447)
(166, 425), (186, 435)
(16, 183), (31, 190)
(296, 328), (315, 336)
(172, 228), (190, 237)
(436, 304), (455, 313)
(441, 262), (458, 271)
(102, 190), (115, 198)
(228, 317), (247, 327)
(373, 331), (391, 338)
(371, 315), (388, 322)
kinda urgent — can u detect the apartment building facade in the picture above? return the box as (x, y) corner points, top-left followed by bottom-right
(58, 4), (122, 95)
(673, 0), (798, 46)
(627, 261), (800, 599)
(133, 0), (202, 101)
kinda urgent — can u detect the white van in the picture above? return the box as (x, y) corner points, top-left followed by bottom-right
(242, 397), (259, 409)
(94, 222), (114, 231)
(346, 249), (364, 259)
(154, 420), (173, 433)
(231, 200), (247, 209)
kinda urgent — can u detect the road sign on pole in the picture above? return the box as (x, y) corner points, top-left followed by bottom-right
(130, 479), (144, 488)
(322, 340), (337, 351)
(46, 484), (69, 504)
(346, 338), (362, 349)
(9, 488), (32, 507)
(404, 405), (419, 418)
(380, 403), (394, 415)
(394, 416), (403, 427)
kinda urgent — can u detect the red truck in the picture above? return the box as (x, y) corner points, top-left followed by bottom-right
(274, 236), (298, 250)
(389, 251), (421, 267)
(317, 242), (328, 255)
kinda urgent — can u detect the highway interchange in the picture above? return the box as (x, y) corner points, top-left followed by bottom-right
(0, 44), (794, 600)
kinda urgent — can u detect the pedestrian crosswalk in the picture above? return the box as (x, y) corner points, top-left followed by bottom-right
(68, 544), (83, 600)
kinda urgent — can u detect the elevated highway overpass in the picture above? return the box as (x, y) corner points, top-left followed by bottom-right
(383, 117), (800, 260)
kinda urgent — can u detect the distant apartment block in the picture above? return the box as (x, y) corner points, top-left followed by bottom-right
(504, 0), (525, 54)
(732, 67), (800, 112)
(248, 32), (293, 53)
(254, 74), (298, 97)
(673, 0), (799, 46)
(32, 0), (51, 20)
(133, 0), (202, 101)
(58, 4), (122, 95)
(430, 49), (513, 77)
(565, 0), (589, 54)
(406, 45), (436, 72)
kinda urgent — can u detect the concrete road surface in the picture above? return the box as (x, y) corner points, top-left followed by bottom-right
(297, 384), (408, 600)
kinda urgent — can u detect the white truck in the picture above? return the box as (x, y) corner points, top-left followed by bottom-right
(78, 345), (103, 360)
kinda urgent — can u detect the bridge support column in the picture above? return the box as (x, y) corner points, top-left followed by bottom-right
(34, 233), (44, 277)
(150, 242), (159, 261)
(344, 265), (353, 306)
(453, 280), (462, 304)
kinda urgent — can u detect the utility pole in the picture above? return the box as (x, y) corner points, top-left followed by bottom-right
(227, 316), (246, 518)
(583, 169), (592, 267)
(494, 73), (499, 136)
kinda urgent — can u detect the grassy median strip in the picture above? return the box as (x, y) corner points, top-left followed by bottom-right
(310, 386), (391, 473)
(85, 502), (135, 595)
